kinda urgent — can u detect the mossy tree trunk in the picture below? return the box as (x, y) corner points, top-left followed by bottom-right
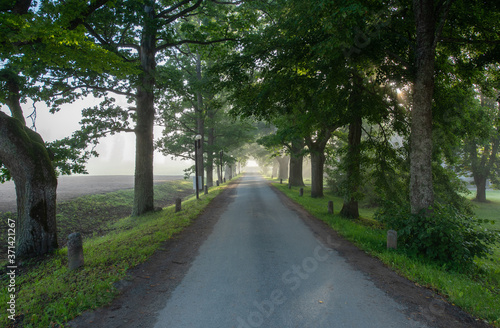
(0, 112), (58, 259)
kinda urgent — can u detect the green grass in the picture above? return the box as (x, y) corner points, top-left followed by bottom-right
(0, 177), (237, 327)
(469, 190), (500, 231)
(268, 177), (500, 327)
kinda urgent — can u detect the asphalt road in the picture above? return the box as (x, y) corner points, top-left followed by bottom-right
(153, 172), (428, 328)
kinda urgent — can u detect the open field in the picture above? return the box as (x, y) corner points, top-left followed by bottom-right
(0, 177), (192, 260)
(0, 175), (183, 213)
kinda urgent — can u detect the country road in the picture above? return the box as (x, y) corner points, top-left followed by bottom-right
(152, 172), (427, 328)
(68, 170), (486, 328)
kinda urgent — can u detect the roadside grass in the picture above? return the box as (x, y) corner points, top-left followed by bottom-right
(0, 178), (236, 328)
(268, 177), (500, 327)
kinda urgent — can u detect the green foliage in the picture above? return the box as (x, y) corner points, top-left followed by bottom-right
(376, 202), (500, 271)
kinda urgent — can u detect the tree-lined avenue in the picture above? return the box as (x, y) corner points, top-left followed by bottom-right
(153, 171), (428, 328)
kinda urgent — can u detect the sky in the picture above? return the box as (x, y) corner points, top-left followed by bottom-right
(1, 96), (192, 176)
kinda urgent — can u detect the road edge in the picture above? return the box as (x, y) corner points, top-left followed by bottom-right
(267, 180), (492, 328)
(67, 177), (242, 328)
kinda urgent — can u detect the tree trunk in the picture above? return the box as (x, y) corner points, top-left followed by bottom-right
(216, 159), (221, 183)
(1, 69), (26, 125)
(225, 164), (232, 180)
(289, 138), (305, 187)
(206, 150), (214, 187)
(272, 158), (278, 177)
(195, 51), (205, 188)
(0, 112), (58, 259)
(410, 0), (436, 214)
(132, 4), (156, 216)
(277, 155), (289, 180)
(340, 115), (362, 219)
(310, 151), (325, 198)
(474, 175), (487, 202)
(206, 114), (215, 187)
(306, 129), (334, 198)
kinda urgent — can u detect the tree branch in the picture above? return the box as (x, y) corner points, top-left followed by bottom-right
(155, 0), (200, 19)
(433, 0), (455, 50)
(440, 37), (500, 45)
(156, 38), (237, 52)
(68, 0), (111, 30)
(55, 84), (136, 98)
(160, 0), (204, 24)
(117, 43), (141, 51)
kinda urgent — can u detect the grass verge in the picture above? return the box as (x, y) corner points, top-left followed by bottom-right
(269, 178), (499, 327)
(0, 178), (236, 328)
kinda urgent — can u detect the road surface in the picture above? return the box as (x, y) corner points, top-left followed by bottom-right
(152, 172), (428, 328)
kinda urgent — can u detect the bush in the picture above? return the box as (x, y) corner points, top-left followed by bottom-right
(376, 202), (500, 271)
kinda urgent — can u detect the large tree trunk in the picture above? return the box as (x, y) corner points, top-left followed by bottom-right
(340, 115), (362, 219)
(310, 151), (325, 198)
(277, 155), (289, 180)
(0, 112), (58, 259)
(289, 138), (305, 187)
(410, 0), (436, 214)
(474, 175), (487, 202)
(133, 4), (156, 216)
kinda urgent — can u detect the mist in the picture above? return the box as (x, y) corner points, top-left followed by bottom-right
(3, 97), (192, 176)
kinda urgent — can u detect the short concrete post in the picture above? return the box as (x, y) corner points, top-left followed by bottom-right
(387, 230), (397, 250)
(68, 233), (84, 270)
(216, 181), (219, 186)
(299, 188), (304, 196)
(328, 201), (334, 214)
(204, 185), (208, 195)
(175, 198), (182, 213)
